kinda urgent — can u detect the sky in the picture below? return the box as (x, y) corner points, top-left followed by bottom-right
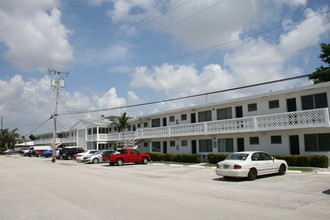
(0, 0), (329, 137)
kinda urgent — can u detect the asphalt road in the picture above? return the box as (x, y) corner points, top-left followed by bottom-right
(0, 155), (329, 220)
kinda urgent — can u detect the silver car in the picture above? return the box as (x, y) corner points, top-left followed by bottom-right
(82, 150), (118, 164)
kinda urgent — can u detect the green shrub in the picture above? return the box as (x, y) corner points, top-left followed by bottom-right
(148, 153), (202, 163)
(273, 154), (328, 168)
(207, 153), (229, 164)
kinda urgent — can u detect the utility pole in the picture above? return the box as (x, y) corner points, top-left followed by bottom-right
(0, 116), (3, 131)
(49, 68), (69, 163)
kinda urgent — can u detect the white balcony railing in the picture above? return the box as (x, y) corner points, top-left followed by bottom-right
(35, 108), (330, 144)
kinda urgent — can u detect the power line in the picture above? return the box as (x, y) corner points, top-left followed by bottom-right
(23, 116), (53, 137)
(69, 9), (329, 88)
(158, 9), (330, 64)
(58, 0), (192, 67)
(58, 70), (330, 116)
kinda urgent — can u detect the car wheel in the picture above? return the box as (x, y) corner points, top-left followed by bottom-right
(247, 168), (257, 181)
(278, 164), (286, 175)
(67, 155), (72, 160)
(142, 157), (148, 164)
(92, 158), (99, 164)
(116, 158), (123, 166)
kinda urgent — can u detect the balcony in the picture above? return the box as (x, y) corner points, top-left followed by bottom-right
(36, 108), (330, 144)
(87, 108), (329, 141)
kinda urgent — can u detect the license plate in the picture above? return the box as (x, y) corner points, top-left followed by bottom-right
(223, 165), (230, 169)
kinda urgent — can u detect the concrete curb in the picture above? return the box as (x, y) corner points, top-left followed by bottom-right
(287, 170), (302, 174)
(314, 171), (330, 175)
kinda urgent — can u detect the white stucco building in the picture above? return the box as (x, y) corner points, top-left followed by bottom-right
(34, 82), (330, 159)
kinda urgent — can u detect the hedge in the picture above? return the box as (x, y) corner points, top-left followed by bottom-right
(148, 153), (202, 163)
(272, 154), (329, 168)
(208, 153), (329, 168)
(207, 154), (230, 164)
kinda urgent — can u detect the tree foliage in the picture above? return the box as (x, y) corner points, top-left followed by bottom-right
(309, 43), (330, 84)
(0, 128), (20, 151)
(29, 134), (37, 141)
(112, 112), (131, 141)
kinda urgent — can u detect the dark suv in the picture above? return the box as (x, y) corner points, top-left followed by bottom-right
(60, 147), (84, 160)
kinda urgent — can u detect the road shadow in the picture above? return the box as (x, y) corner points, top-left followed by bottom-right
(101, 163), (148, 167)
(322, 189), (330, 195)
(213, 173), (280, 182)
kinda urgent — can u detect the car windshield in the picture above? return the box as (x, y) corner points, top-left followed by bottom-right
(225, 153), (249, 161)
(93, 151), (101, 155)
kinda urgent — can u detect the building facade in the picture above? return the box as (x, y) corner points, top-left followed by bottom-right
(34, 82), (330, 159)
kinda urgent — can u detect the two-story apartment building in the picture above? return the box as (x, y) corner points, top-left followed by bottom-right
(34, 82), (330, 158)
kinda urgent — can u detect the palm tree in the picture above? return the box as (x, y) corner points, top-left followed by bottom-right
(112, 112), (131, 143)
(0, 128), (20, 150)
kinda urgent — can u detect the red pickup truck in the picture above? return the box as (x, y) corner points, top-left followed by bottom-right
(102, 148), (150, 166)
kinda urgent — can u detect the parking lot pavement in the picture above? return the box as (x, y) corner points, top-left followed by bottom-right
(1, 155), (330, 220)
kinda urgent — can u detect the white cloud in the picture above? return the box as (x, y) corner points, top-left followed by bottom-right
(0, 0), (73, 71)
(93, 87), (126, 109)
(280, 7), (330, 51)
(130, 63), (233, 98)
(0, 75), (54, 135)
(106, 0), (157, 23)
(0, 75), (130, 135)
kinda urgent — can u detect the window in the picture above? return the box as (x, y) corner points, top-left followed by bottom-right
(304, 133), (330, 151)
(217, 107), (232, 120)
(198, 110), (212, 122)
(271, 136), (282, 144)
(218, 138), (234, 152)
(169, 116), (175, 122)
(301, 93), (328, 110)
(143, 142), (149, 148)
(151, 118), (161, 127)
(199, 139), (212, 152)
(248, 103), (257, 112)
(152, 142), (161, 152)
(170, 141), (175, 147)
(182, 140), (188, 147)
(250, 137), (259, 145)
(269, 100), (279, 109)
(137, 124), (141, 128)
(251, 152), (272, 161)
(143, 122), (148, 127)
(181, 114), (187, 121)
(130, 149), (139, 154)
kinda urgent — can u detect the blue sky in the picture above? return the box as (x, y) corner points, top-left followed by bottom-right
(0, 0), (329, 136)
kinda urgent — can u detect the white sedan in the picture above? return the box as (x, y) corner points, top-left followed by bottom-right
(215, 151), (287, 180)
(76, 150), (99, 162)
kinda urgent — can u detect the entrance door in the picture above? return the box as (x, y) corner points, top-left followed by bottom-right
(235, 106), (243, 118)
(289, 135), (300, 155)
(192, 140), (197, 154)
(163, 141), (167, 154)
(191, 113), (196, 123)
(237, 138), (244, 152)
(162, 118), (167, 127)
(287, 98), (297, 112)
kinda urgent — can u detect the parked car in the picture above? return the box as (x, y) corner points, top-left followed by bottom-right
(60, 146), (84, 160)
(75, 150), (99, 162)
(24, 146), (52, 157)
(40, 150), (53, 158)
(102, 148), (150, 166)
(83, 150), (119, 164)
(215, 151), (287, 180)
(3, 149), (15, 155)
(34, 150), (47, 157)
